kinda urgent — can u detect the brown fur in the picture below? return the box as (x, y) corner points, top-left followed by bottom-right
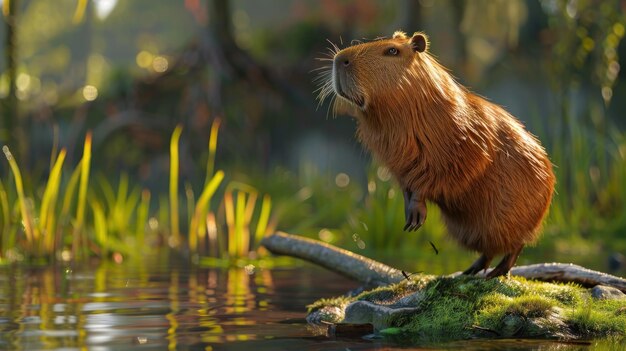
(317, 31), (555, 272)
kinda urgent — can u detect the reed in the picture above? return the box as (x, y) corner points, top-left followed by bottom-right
(40, 149), (66, 253)
(254, 194), (272, 249)
(205, 118), (221, 185)
(135, 189), (151, 250)
(0, 181), (14, 259)
(3, 146), (36, 252)
(169, 125), (183, 248)
(73, 132), (92, 259)
(189, 170), (224, 253)
(91, 200), (108, 257)
(0, 121), (271, 263)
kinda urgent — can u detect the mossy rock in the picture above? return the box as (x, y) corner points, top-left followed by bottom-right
(307, 274), (626, 341)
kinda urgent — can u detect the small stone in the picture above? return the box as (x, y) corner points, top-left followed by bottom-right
(306, 306), (345, 325)
(390, 291), (425, 308)
(343, 301), (376, 324)
(590, 285), (626, 300)
(501, 314), (525, 337)
(343, 300), (418, 329)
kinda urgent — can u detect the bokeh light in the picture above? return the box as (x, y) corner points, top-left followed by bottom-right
(152, 56), (169, 72)
(136, 50), (153, 69)
(335, 172), (350, 187)
(16, 73), (31, 92)
(82, 85), (98, 101)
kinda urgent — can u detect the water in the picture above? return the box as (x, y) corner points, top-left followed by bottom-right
(0, 255), (623, 350)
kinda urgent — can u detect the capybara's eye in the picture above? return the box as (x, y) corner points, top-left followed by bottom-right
(386, 47), (399, 56)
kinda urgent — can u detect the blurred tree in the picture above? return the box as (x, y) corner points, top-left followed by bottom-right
(205, 0), (303, 115)
(460, 0), (528, 81)
(1, 0), (19, 153)
(542, 0), (625, 207)
(201, 0), (322, 168)
(405, 0), (422, 31)
(544, 0), (624, 106)
(72, 0), (93, 90)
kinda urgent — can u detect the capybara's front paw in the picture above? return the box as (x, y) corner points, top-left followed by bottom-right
(404, 199), (427, 232)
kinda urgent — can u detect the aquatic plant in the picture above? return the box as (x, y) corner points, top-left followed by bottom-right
(167, 120), (275, 263)
(169, 125), (183, 248)
(0, 118), (276, 264)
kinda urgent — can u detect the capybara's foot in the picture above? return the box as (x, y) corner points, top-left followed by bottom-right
(462, 254), (493, 275)
(403, 189), (427, 232)
(486, 245), (524, 279)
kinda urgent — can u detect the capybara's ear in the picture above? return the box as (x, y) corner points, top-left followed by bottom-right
(392, 31), (407, 39)
(410, 32), (429, 53)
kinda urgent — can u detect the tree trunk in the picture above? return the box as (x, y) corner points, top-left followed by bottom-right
(405, 0), (422, 32)
(1, 0), (19, 151)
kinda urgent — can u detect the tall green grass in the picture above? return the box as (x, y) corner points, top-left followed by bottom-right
(0, 118), (276, 265)
(166, 120), (275, 263)
(169, 125), (182, 248)
(527, 106), (626, 254)
(3, 146), (36, 253)
(74, 132), (92, 259)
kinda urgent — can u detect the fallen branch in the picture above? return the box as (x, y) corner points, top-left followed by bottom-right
(261, 232), (405, 286)
(261, 232), (626, 291)
(508, 263), (626, 291)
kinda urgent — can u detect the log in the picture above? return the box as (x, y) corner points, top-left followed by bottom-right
(508, 263), (626, 291)
(261, 232), (405, 286)
(261, 232), (626, 292)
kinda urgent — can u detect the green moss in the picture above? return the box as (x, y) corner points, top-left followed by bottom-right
(309, 274), (626, 341)
(405, 296), (475, 339)
(506, 295), (555, 318)
(569, 299), (626, 337)
(355, 274), (435, 305)
(306, 296), (351, 313)
(511, 277), (583, 306)
(356, 285), (405, 304)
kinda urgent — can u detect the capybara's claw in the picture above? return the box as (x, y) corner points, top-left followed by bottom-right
(404, 200), (426, 232)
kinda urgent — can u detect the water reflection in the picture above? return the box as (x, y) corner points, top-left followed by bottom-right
(0, 257), (359, 350)
(0, 257), (623, 350)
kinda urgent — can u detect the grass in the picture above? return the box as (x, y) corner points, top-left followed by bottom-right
(0, 118), (275, 265)
(74, 132), (92, 259)
(3, 145), (35, 251)
(169, 125), (182, 248)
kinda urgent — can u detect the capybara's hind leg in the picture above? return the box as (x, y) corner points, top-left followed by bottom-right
(486, 245), (524, 278)
(462, 254), (493, 275)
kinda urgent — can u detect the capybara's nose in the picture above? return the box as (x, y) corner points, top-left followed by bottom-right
(334, 52), (351, 68)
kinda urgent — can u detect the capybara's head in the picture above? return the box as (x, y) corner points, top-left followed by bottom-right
(318, 31), (429, 113)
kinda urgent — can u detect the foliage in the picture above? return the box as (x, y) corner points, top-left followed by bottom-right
(0, 119), (275, 264)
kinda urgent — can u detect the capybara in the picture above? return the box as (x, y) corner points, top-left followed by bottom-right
(317, 31), (555, 277)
